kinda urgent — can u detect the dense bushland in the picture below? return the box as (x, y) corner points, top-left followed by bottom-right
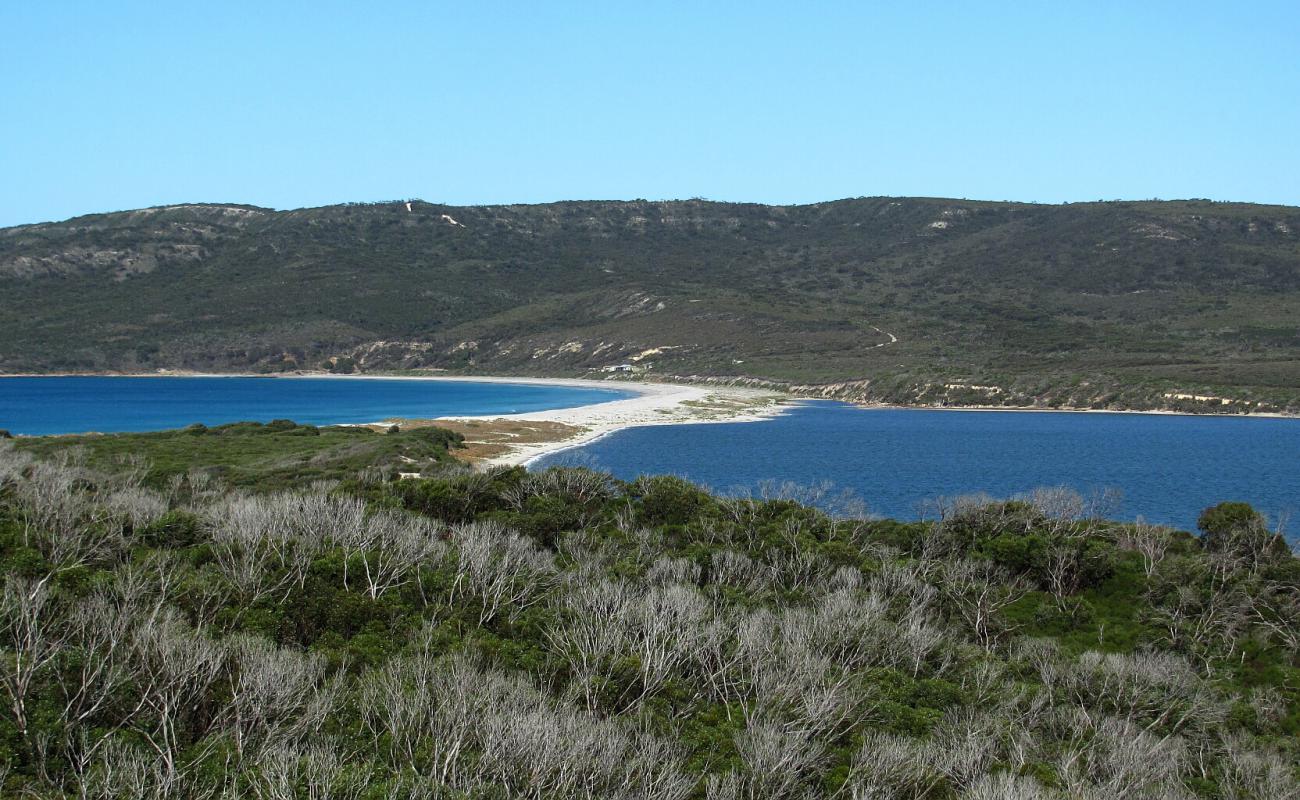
(0, 440), (1296, 798)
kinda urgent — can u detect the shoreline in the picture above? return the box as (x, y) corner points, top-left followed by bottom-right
(849, 401), (1297, 421)
(0, 369), (648, 391)
(420, 382), (790, 468)
(3, 372), (1294, 461)
(2, 373), (788, 456)
(475, 394), (1298, 470)
(3, 368), (1295, 417)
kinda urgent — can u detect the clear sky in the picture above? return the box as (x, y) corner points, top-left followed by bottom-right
(3, 2), (1298, 227)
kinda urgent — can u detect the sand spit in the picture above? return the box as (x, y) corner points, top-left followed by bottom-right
(355, 378), (789, 468)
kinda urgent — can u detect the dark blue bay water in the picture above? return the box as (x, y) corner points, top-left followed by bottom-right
(536, 401), (1300, 535)
(0, 376), (632, 436)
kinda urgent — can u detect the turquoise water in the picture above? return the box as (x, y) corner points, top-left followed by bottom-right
(536, 401), (1300, 536)
(0, 376), (633, 436)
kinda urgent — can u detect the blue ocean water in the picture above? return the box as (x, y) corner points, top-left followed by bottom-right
(536, 401), (1300, 535)
(0, 376), (633, 436)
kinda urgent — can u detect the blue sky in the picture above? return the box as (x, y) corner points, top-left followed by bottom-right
(2, 2), (1298, 226)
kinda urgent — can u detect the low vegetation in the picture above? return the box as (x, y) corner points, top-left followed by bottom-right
(13, 420), (463, 490)
(0, 428), (1296, 799)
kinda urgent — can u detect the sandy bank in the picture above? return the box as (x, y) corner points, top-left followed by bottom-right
(426, 381), (789, 468)
(850, 401), (1296, 420)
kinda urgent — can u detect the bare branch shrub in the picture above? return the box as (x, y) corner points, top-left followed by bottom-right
(0, 439), (34, 484)
(709, 549), (771, 594)
(102, 486), (169, 531)
(126, 611), (226, 790)
(1052, 650), (1224, 737)
(205, 495), (299, 606)
(1216, 733), (1300, 799)
(14, 462), (127, 571)
(501, 467), (614, 529)
(78, 737), (174, 800)
(646, 555), (702, 586)
(1246, 576), (1300, 651)
(354, 510), (445, 599)
(960, 772), (1050, 800)
(732, 720), (824, 799)
(451, 520), (554, 623)
(548, 579), (714, 710)
(1057, 715), (1192, 800)
(251, 739), (366, 800)
(223, 635), (332, 757)
(846, 730), (946, 799)
(941, 559), (1029, 650)
(359, 652), (692, 799)
(1118, 518), (1174, 581)
(546, 579), (634, 710)
(765, 547), (837, 593)
(0, 576), (66, 740)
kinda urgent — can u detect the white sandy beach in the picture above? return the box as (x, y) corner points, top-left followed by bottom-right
(25, 370), (793, 463)
(427, 379), (789, 468)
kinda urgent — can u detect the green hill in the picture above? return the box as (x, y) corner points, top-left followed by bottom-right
(3, 197), (1299, 412)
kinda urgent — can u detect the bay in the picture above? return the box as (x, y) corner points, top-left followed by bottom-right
(536, 401), (1300, 535)
(0, 376), (632, 436)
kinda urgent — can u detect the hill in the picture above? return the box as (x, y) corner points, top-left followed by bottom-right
(3, 197), (1299, 412)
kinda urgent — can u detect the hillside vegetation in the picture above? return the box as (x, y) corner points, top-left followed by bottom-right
(0, 433), (1297, 798)
(2, 198), (1299, 412)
